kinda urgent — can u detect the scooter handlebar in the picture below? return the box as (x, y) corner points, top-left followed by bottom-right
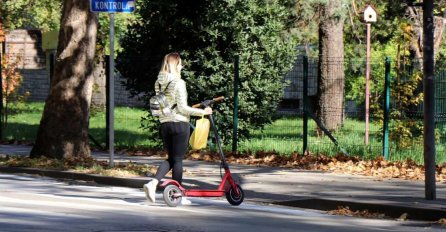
(192, 96), (225, 108)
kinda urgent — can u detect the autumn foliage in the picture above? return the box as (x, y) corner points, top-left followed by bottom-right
(1, 53), (23, 102)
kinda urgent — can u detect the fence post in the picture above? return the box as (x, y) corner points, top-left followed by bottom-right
(303, 56), (308, 154)
(232, 55), (239, 152)
(383, 57), (390, 160)
(49, 52), (55, 89)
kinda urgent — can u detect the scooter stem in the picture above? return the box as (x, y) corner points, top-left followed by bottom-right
(208, 114), (229, 169)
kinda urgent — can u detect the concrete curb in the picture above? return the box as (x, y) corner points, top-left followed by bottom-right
(275, 198), (446, 221)
(0, 166), (146, 189)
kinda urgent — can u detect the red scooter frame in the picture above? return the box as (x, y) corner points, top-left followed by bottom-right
(160, 166), (239, 198)
(160, 97), (244, 207)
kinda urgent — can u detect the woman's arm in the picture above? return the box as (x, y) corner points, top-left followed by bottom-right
(175, 80), (205, 116)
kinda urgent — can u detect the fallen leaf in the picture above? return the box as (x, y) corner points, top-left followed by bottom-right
(437, 218), (446, 225)
(397, 213), (408, 221)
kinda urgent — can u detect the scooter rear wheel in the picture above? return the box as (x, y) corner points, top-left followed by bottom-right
(163, 185), (182, 207)
(226, 184), (244, 206)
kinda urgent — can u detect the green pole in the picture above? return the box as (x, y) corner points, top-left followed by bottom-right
(303, 56), (308, 154)
(232, 55), (239, 152)
(383, 57), (390, 160)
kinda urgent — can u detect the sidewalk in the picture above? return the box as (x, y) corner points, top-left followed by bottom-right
(1, 144), (446, 221)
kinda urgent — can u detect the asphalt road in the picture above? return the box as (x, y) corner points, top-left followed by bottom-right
(0, 173), (443, 232)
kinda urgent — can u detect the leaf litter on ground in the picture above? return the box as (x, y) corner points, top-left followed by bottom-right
(2, 148), (446, 182)
(183, 150), (446, 183)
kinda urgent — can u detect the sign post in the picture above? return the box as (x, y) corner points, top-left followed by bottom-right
(108, 13), (115, 167)
(91, 0), (135, 167)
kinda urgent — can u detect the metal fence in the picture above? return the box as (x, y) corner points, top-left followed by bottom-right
(1, 52), (446, 164)
(239, 56), (446, 164)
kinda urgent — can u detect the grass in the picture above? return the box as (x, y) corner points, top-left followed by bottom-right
(88, 106), (158, 149)
(238, 115), (384, 155)
(238, 115), (446, 164)
(2, 102), (158, 149)
(2, 102), (445, 164)
(2, 102), (43, 141)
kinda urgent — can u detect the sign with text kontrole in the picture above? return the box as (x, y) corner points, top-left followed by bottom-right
(90, 0), (135, 167)
(90, 0), (135, 13)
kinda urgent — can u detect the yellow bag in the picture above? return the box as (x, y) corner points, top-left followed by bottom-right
(189, 116), (210, 150)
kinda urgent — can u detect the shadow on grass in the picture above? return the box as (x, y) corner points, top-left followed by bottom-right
(5, 107), (44, 116)
(1, 122), (158, 150)
(84, 127), (158, 149)
(1, 122), (39, 142)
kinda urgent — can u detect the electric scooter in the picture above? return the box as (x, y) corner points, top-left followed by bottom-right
(160, 96), (244, 207)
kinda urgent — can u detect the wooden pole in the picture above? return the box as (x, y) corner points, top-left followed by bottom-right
(365, 23), (371, 145)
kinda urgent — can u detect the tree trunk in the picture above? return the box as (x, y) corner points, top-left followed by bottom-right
(407, 8), (445, 67)
(316, 0), (346, 131)
(30, 0), (98, 159)
(91, 54), (106, 106)
(434, 16), (445, 53)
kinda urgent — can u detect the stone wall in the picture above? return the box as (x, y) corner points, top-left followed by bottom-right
(5, 30), (45, 69)
(18, 68), (144, 107)
(18, 69), (50, 101)
(4, 29), (143, 107)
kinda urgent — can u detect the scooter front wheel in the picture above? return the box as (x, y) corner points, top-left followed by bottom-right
(163, 185), (183, 207)
(226, 184), (244, 206)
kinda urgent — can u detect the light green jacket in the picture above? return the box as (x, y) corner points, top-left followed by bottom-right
(154, 72), (205, 123)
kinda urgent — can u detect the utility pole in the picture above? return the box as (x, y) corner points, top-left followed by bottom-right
(422, 0), (436, 200)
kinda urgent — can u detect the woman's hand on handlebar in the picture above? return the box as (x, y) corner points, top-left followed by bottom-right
(203, 107), (212, 115)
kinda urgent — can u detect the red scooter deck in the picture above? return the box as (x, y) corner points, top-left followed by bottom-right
(185, 190), (225, 197)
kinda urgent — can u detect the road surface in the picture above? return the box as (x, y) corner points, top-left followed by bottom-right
(0, 173), (442, 232)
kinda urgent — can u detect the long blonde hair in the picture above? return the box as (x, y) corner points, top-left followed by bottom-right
(160, 52), (182, 76)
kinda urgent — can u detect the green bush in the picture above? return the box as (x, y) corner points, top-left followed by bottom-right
(116, 0), (298, 144)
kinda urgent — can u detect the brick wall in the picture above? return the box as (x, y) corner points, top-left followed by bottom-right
(18, 68), (145, 107)
(18, 69), (50, 101)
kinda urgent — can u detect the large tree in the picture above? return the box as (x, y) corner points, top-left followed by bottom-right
(316, 0), (347, 131)
(405, 4), (446, 67)
(30, 0), (98, 159)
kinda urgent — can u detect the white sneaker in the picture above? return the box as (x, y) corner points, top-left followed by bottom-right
(181, 197), (192, 205)
(143, 179), (158, 203)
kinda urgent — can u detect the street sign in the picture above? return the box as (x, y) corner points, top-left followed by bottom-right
(90, 0), (135, 167)
(90, 0), (135, 13)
